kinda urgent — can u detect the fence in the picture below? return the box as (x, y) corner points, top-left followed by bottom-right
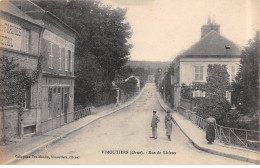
(74, 107), (93, 120)
(182, 107), (260, 151)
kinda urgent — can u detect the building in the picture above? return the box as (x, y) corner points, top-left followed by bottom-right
(11, 0), (78, 134)
(172, 17), (242, 109)
(1, 0), (77, 140)
(0, 1), (43, 139)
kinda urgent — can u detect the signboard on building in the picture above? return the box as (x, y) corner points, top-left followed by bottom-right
(0, 19), (22, 50)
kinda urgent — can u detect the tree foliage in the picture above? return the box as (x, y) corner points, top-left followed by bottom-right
(0, 56), (41, 142)
(118, 77), (138, 99)
(232, 37), (259, 116)
(33, 0), (132, 106)
(0, 56), (41, 107)
(194, 64), (234, 124)
(181, 83), (192, 100)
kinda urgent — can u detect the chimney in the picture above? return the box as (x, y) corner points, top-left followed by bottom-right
(201, 16), (220, 38)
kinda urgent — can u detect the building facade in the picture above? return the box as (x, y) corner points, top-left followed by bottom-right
(172, 17), (242, 109)
(0, 1), (43, 139)
(11, 0), (77, 134)
(1, 0), (77, 140)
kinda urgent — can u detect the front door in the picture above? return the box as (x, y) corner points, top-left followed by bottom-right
(64, 88), (69, 123)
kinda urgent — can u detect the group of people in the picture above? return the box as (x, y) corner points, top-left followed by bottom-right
(150, 110), (176, 141)
(150, 110), (216, 144)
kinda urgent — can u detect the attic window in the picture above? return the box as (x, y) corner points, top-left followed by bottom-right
(225, 45), (231, 49)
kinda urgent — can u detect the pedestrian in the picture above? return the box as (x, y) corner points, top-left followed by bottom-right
(150, 110), (160, 139)
(206, 115), (216, 144)
(164, 110), (176, 141)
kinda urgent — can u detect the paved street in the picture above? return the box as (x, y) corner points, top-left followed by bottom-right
(15, 84), (250, 164)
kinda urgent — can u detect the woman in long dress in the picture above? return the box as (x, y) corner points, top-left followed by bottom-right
(164, 110), (175, 141)
(206, 115), (216, 144)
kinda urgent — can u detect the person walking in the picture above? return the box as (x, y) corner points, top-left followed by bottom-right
(150, 111), (160, 139)
(164, 110), (175, 141)
(206, 115), (216, 144)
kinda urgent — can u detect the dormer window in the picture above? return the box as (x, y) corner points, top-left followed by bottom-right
(225, 45), (231, 49)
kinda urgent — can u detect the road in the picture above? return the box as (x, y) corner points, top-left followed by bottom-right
(16, 83), (250, 164)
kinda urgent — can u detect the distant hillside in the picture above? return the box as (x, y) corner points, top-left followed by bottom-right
(126, 60), (171, 74)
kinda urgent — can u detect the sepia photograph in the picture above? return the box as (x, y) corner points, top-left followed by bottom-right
(0, 0), (259, 165)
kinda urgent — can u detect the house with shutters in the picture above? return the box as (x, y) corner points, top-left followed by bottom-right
(11, 0), (78, 134)
(171, 17), (242, 109)
(2, 0), (78, 137)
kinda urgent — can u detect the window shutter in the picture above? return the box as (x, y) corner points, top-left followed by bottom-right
(200, 66), (203, 80)
(65, 50), (67, 71)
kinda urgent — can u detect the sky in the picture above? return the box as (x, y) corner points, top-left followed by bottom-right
(102, 0), (260, 62)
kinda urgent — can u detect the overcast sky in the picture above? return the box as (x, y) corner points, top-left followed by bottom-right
(103, 0), (260, 62)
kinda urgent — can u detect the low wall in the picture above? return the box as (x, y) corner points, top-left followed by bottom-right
(0, 105), (20, 141)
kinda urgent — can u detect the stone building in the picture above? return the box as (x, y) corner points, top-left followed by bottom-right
(11, 0), (77, 134)
(1, 0), (77, 140)
(0, 1), (43, 139)
(172, 17), (242, 109)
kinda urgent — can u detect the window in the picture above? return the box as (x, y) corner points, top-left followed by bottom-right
(231, 66), (236, 81)
(24, 85), (31, 109)
(193, 90), (205, 97)
(21, 28), (30, 52)
(195, 66), (203, 81)
(48, 42), (53, 69)
(65, 50), (72, 72)
(59, 48), (62, 70)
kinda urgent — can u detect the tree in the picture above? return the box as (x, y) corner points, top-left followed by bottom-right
(133, 67), (148, 89)
(33, 0), (132, 106)
(232, 36), (259, 116)
(154, 68), (162, 88)
(118, 77), (138, 99)
(181, 83), (192, 100)
(195, 64), (233, 125)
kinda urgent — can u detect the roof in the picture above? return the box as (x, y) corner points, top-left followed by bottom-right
(180, 30), (242, 56)
(0, 1), (41, 26)
(23, 0), (78, 35)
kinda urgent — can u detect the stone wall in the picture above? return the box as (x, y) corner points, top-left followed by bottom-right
(0, 106), (20, 141)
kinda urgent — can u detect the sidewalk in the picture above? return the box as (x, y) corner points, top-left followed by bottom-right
(156, 92), (260, 165)
(2, 91), (142, 165)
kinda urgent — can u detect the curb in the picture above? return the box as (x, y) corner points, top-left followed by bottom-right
(155, 92), (259, 165)
(5, 89), (144, 165)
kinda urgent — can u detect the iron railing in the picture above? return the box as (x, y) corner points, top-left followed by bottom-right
(74, 107), (93, 120)
(182, 107), (260, 151)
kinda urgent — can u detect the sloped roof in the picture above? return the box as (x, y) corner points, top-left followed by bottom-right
(180, 30), (241, 56)
(0, 1), (41, 26)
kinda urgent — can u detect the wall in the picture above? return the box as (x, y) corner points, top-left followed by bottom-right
(0, 9), (42, 139)
(179, 57), (241, 85)
(0, 106), (20, 141)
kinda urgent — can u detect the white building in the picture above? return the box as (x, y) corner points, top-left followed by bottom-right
(172, 17), (242, 109)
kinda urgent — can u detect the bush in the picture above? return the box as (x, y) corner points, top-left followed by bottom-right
(93, 90), (117, 107)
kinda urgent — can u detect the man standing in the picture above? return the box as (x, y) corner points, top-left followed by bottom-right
(150, 111), (160, 139)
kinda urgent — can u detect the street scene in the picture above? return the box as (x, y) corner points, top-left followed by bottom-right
(12, 84), (251, 165)
(0, 0), (260, 165)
